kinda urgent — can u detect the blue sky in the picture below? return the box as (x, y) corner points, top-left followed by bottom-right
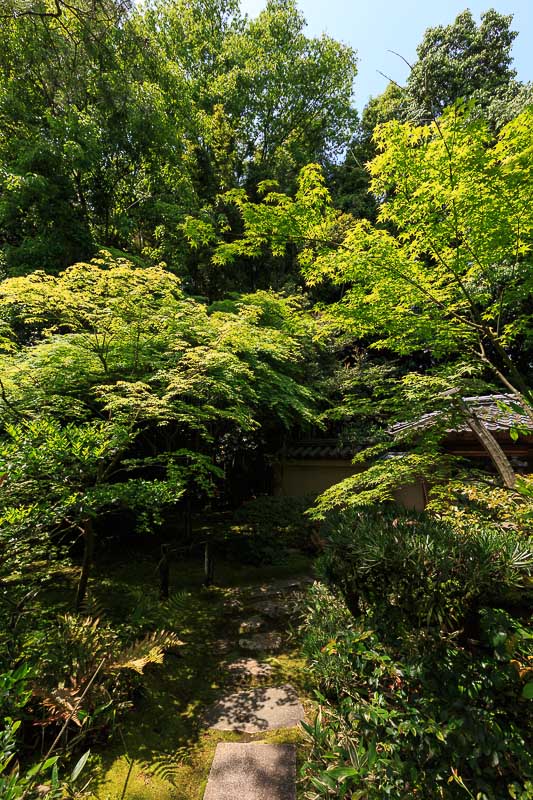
(239, 0), (533, 110)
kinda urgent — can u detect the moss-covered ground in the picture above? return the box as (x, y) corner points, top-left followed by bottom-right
(86, 550), (314, 800)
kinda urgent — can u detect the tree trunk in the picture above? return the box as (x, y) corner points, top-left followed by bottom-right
(159, 544), (170, 600)
(185, 495), (192, 539)
(75, 518), (95, 611)
(464, 412), (516, 488)
(204, 541), (215, 587)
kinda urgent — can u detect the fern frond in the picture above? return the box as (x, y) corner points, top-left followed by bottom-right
(109, 631), (184, 674)
(78, 594), (107, 620)
(166, 591), (193, 616)
(144, 743), (196, 784)
(37, 686), (83, 727)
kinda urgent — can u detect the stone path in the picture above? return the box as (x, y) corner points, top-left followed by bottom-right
(203, 576), (309, 799)
(205, 685), (304, 733)
(239, 615), (264, 634)
(224, 658), (273, 681)
(203, 743), (296, 800)
(239, 631), (282, 652)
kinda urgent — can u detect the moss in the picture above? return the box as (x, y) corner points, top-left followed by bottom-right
(87, 555), (314, 799)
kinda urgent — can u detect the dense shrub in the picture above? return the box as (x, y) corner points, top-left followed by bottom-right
(227, 495), (318, 564)
(0, 666), (90, 800)
(316, 507), (533, 637)
(0, 584), (182, 787)
(300, 583), (533, 800)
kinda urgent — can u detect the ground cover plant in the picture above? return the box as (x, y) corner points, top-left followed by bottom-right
(1, 540), (312, 800)
(0, 251), (323, 793)
(299, 508), (533, 800)
(2, 1), (533, 797)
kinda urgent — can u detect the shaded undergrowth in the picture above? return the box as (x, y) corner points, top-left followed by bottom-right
(86, 551), (313, 800)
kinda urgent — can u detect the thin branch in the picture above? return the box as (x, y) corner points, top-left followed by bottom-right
(24, 656), (106, 784)
(1, 0), (62, 20)
(387, 49), (414, 71)
(376, 70), (405, 93)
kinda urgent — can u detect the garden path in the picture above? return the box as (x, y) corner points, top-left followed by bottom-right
(202, 577), (310, 800)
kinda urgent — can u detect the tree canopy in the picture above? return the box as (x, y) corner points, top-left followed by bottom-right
(0, 252), (324, 603)
(0, 0), (357, 294)
(1, 5), (533, 799)
(213, 103), (533, 505)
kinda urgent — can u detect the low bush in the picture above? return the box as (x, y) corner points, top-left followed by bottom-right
(0, 666), (90, 800)
(224, 494), (317, 565)
(300, 583), (533, 800)
(315, 507), (533, 638)
(0, 583), (183, 790)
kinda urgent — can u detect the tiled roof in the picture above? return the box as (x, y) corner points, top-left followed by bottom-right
(284, 439), (356, 459)
(391, 394), (533, 436)
(282, 395), (533, 461)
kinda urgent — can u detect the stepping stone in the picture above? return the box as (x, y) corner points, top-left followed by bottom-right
(247, 577), (311, 599)
(225, 658), (273, 680)
(203, 743), (296, 800)
(248, 585), (284, 599)
(239, 616), (264, 634)
(205, 685), (304, 733)
(224, 598), (244, 613)
(239, 631), (282, 652)
(253, 599), (288, 618)
(212, 639), (233, 654)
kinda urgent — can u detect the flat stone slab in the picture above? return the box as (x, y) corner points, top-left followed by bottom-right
(203, 743), (296, 800)
(212, 639), (233, 654)
(239, 631), (282, 652)
(225, 658), (273, 680)
(223, 598), (244, 614)
(253, 599), (289, 618)
(205, 685), (304, 733)
(239, 615), (265, 634)
(247, 580), (300, 599)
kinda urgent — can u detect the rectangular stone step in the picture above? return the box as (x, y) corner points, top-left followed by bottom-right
(204, 685), (304, 733)
(203, 743), (296, 800)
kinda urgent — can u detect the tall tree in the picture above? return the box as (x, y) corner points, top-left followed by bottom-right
(0, 253), (323, 601)
(0, 0), (357, 292)
(140, 0), (357, 294)
(0, 0), (197, 275)
(333, 9), (530, 220)
(406, 9), (523, 123)
(212, 105), (533, 502)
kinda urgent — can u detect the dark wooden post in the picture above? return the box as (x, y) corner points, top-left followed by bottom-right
(204, 541), (215, 586)
(75, 518), (95, 611)
(185, 495), (192, 539)
(158, 544), (170, 600)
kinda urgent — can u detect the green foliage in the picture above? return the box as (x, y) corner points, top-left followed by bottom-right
(26, 614), (183, 742)
(405, 10), (525, 125)
(332, 9), (529, 220)
(0, 663), (90, 800)
(315, 507), (533, 634)
(217, 105), (533, 504)
(300, 582), (533, 799)
(0, 0), (357, 291)
(234, 494), (316, 541)
(0, 593), (182, 798)
(216, 106), (533, 365)
(427, 473), (533, 539)
(0, 253), (322, 602)
(226, 494), (317, 564)
(0, 254), (320, 432)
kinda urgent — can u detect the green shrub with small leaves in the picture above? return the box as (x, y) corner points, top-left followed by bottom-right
(231, 494), (318, 563)
(300, 582), (533, 800)
(0, 665), (90, 800)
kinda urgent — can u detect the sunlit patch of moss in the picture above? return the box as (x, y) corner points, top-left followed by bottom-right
(88, 555), (314, 799)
